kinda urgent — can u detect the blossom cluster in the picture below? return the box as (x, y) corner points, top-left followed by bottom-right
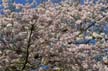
(0, 1), (108, 71)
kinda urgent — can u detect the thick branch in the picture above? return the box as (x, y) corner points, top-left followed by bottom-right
(21, 24), (34, 70)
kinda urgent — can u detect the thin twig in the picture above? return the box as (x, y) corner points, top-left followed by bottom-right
(76, 21), (96, 37)
(0, 37), (12, 48)
(67, 21), (96, 44)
